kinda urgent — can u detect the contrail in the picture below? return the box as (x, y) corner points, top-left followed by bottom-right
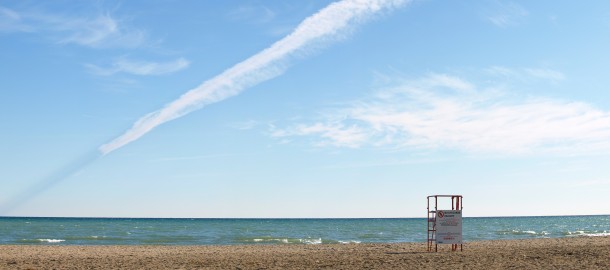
(100, 0), (408, 155)
(0, 151), (100, 215)
(1, 1), (408, 214)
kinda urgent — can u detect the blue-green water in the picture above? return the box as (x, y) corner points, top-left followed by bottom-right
(1, 216), (609, 245)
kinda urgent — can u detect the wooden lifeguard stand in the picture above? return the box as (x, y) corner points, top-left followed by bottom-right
(427, 195), (463, 252)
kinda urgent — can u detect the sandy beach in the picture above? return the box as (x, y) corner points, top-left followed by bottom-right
(1, 236), (608, 269)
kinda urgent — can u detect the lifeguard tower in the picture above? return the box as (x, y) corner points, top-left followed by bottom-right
(427, 195), (463, 252)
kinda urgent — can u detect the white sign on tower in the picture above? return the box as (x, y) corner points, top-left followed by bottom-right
(435, 210), (462, 244)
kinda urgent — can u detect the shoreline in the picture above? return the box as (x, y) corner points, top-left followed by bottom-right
(1, 236), (609, 269)
(2, 214), (609, 219)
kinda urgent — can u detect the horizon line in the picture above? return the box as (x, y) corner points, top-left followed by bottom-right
(2, 214), (608, 219)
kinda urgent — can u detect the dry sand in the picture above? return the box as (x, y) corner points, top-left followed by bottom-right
(1, 236), (609, 269)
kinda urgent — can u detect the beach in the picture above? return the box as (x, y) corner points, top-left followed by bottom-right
(1, 236), (608, 269)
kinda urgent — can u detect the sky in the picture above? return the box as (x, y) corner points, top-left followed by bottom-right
(1, 0), (610, 218)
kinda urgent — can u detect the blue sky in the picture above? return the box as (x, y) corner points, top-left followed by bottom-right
(1, 0), (610, 218)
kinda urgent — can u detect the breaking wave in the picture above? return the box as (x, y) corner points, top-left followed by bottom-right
(40, 239), (65, 243)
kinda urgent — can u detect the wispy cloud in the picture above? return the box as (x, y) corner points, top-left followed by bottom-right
(272, 73), (610, 156)
(56, 14), (145, 48)
(524, 68), (565, 83)
(227, 4), (276, 24)
(0, 6), (32, 32)
(226, 4), (293, 37)
(271, 123), (368, 148)
(486, 66), (565, 84)
(99, 0), (409, 155)
(0, 6), (146, 48)
(486, 1), (528, 28)
(228, 120), (260, 130)
(86, 57), (190, 76)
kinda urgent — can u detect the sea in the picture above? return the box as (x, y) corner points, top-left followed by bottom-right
(1, 216), (609, 245)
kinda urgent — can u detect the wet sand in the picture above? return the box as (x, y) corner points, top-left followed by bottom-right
(1, 236), (608, 269)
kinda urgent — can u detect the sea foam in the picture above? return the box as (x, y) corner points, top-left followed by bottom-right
(38, 239), (65, 243)
(338, 240), (362, 244)
(566, 230), (610, 237)
(250, 237), (322, 244)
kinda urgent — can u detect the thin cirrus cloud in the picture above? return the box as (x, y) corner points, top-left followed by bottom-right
(272, 72), (610, 156)
(228, 120), (260, 131)
(226, 4), (276, 24)
(86, 57), (190, 76)
(99, 0), (409, 155)
(486, 66), (566, 84)
(486, 1), (528, 28)
(0, 6), (32, 32)
(0, 5), (145, 48)
(271, 122), (368, 148)
(524, 68), (565, 83)
(56, 14), (146, 49)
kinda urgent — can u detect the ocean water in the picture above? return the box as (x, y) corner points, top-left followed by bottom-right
(0, 216), (608, 245)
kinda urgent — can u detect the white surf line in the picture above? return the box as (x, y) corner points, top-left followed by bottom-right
(99, 0), (408, 155)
